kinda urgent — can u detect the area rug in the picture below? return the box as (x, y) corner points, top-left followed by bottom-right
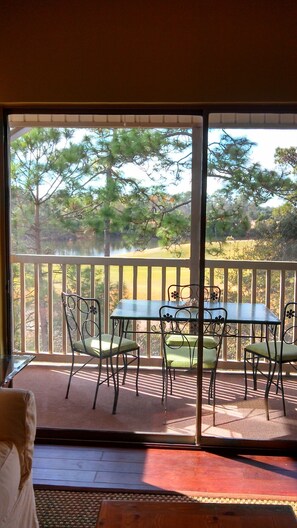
(34, 489), (297, 528)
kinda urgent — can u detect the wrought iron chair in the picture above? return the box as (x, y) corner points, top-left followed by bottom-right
(167, 283), (221, 303)
(159, 304), (227, 425)
(166, 283), (222, 355)
(61, 292), (140, 414)
(244, 301), (297, 420)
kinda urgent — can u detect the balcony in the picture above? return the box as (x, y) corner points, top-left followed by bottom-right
(11, 253), (297, 364)
(10, 253), (297, 444)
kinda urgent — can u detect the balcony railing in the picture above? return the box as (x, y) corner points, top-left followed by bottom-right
(11, 254), (297, 368)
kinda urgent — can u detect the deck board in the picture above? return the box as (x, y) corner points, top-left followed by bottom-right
(33, 445), (297, 499)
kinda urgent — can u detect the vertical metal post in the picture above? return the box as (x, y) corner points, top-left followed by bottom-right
(195, 115), (208, 445)
(190, 125), (203, 285)
(0, 108), (12, 355)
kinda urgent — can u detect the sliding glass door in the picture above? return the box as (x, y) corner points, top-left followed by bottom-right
(3, 107), (297, 450)
(7, 111), (203, 444)
(200, 112), (297, 449)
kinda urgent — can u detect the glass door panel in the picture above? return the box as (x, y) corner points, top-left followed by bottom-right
(8, 112), (203, 443)
(200, 112), (297, 447)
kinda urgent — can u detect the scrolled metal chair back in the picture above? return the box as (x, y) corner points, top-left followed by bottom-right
(282, 302), (297, 346)
(61, 292), (102, 350)
(203, 307), (227, 340)
(167, 284), (221, 304)
(160, 305), (198, 343)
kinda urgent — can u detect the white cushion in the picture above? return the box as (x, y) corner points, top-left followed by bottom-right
(0, 441), (21, 525)
(0, 389), (36, 489)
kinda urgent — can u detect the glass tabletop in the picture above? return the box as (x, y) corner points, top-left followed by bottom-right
(110, 299), (281, 325)
(0, 354), (35, 386)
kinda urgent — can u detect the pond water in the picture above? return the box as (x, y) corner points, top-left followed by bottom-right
(53, 236), (158, 257)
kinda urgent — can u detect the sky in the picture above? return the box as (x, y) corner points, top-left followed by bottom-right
(11, 125), (297, 207)
(207, 128), (297, 206)
(126, 128), (297, 201)
(225, 129), (297, 169)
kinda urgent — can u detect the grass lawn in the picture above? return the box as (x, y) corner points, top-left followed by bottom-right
(119, 239), (258, 260)
(112, 240), (258, 299)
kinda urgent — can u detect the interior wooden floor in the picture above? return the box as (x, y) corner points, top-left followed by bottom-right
(33, 444), (297, 500)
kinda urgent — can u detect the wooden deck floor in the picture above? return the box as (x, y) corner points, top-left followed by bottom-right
(15, 364), (297, 442)
(33, 444), (297, 500)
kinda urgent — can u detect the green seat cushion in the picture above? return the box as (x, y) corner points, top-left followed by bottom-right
(166, 334), (218, 349)
(165, 345), (217, 369)
(165, 345), (193, 368)
(73, 334), (138, 358)
(202, 348), (218, 369)
(245, 341), (297, 362)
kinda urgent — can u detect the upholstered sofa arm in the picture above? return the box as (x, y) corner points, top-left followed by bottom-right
(0, 389), (37, 488)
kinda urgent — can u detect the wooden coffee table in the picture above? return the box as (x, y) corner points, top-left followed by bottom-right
(97, 499), (297, 528)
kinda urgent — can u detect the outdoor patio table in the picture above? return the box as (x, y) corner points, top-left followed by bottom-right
(110, 299), (281, 338)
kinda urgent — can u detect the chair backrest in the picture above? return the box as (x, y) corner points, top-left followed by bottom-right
(61, 292), (102, 354)
(203, 306), (227, 346)
(159, 304), (227, 364)
(160, 304), (199, 340)
(167, 284), (221, 303)
(281, 301), (297, 345)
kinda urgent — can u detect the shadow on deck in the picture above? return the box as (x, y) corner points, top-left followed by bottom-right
(13, 363), (297, 443)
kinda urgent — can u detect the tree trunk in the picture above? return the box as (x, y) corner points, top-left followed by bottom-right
(34, 200), (42, 254)
(104, 218), (111, 257)
(35, 199), (48, 352)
